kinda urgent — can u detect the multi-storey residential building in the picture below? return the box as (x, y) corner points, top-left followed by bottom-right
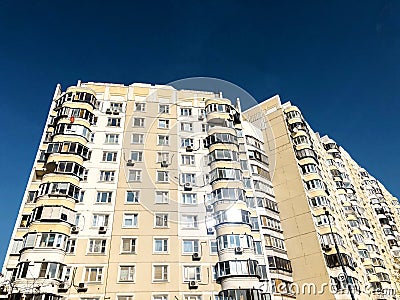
(1, 82), (294, 300)
(244, 95), (400, 299)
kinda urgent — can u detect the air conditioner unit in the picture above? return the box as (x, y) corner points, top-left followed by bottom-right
(105, 108), (112, 114)
(77, 282), (87, 292)
(321, 244), (332, 251)
(235, 246), (243, 254)
(0, 285), (8, 295)
(192, 252), (201, 261)
(198, 115), (204, 120)
(186, 146), (193, 152)
(126, 160), (135, 166)
(188, 281), (198, 289)
(161, 161), (169, 168)
(57, 283), (68, 293)
(207, 228), (215, 235)
(206, 204), (213, 212)
(71, 226), (79, 234)
(184, 182), (193, 191)
(99, 226), (107, 234)
(113, 110), (119, 115)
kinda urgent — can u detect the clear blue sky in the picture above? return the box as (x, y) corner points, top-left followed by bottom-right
(0, 0), (399, 265)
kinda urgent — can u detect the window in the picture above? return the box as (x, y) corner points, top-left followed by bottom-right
(128, 170), (142, 182)
(180, 108), (192, 116)
(100, 171), (115, 181)
(85, 267), (103, 282)
(183, 240), (199, 254)
(157, 171), (169, 182)
(182, 215), (198, 229)
(96, 191), (112, 203)
(82, 169), (89, 181)
(305, 179), (324, 190)
(121, 237), (136, 254)
(107, 118), (121, 127)
(110, 102), (123, 112)
(157, 152), (169, 163)
(184, 296), (201, 300)
(92, 214), (109, 227)
(158, 119), (170, 129)
(181, 155), (195, 165)
(88, 240), (106, 254)
(126, 191), (140, 203)
(301, 164), (318, 174)
(157, 135), (169, 146)
(118, 296), (133, 300)
(89, 133), (95, 142)
(133, 117), (145, 127)
(183, 266), (201, 282)
(153, 295), (168, 300)
(154, 238), (168, 253)
(254, 241), (262, 254)
(155, 214), (168, 228)
(104, 133), (119, 144)
(201, 124), (208, 132)
(180, 122), (193, 132)
(155, 191), (169, 204)
(119, 265), (135, 282)
(159, 104), (169, 114)
(78, 190), (85, 203)
(153, 265), (168, 281)
(130, 151), (143, 162)
(182, 193), (197, 205)
(181, 173), (195, 184)
(66, 239), (76, 254)
(181, 138), (194, 147)
(123, 214), (138, 228)
(131, 133), (144, 144)
(102, 151), (117, 162)
(210, 241), (218, 254)
(10, 239), (23, 255)
(135, 103), (146, 112)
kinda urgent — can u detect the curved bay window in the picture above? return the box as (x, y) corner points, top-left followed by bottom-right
(219, 289), (269, 300)
(267, 256), (292, 273)
(215, 209), (250, 226)
(37, 182), (80, 201)
(54, 123), (91, 140)
(208, 149), (239, 164)
(324, 253), (355, 270)
(53, 161), (85, 179)
(216, 234), (254, 251)
(286, 110), (301, 119)
(55, 91), (97, 109)
(296, 148), (317, 160)
(28, 205), (76, 225)
(21, 232), (68, 250)
(205, 103), (231, 114)
(210, 168), (242, 183)
(204, 133), (238, 148)
(46, 142), (90, 160)
(212, 188), (245, 203)
(248, 150), (269, 166)
(55, 106), (95, 124)
(215, 260), (260, 281)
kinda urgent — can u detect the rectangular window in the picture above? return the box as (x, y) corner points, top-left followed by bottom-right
(128, 170), (142, 182)
(123, 214), (138, 228)
(181, 173), (195, 184)
(159, 104), (169, 114)
(154, 238), (168, 253)
(107, 118), (121, 127)
(210, 241), (218, 254)
(158, 119), (170, 129)
(157, 135), (169, 146)
(130, 151), (143, 162)
(96, 191), (112, 203)
(181, 155), (195, 165)
(181, 138), (194, 147)
(157, 152), (170, 163)
(182, 240), (199, 254)
(180, 108), (192, 116)
(135, 103), (146, 112)
(27, 191), (37, 203)
(126, 191), (140, 203)
(65, 239), (76, 254)
(131, 133), (144, 144)
(88, 239), (106, 254)
(184, 296), (201, 300)
(157, 171), (169, 182)
(92, 214), (109, 227)
(102, 152), (117, 162)
(182, 215), (198, 229)
(201, 124), (208, 132)
(89, 133), (95, 142)
(155, 214), (168, 228)
(121, 237), (136, 254)
(155, 191), (169, 204)
(119, 265), (135, 282)
(182, 193), (197, 205)
(254, 241), (262, 254)
(99, 170), (115, 182)
(180, 122), (193, 132)
(105, 134), (119, 144)
(250, 217), (259, 231)
(79, 190), (85, 203)
(153, 265), (168, 281)
(85, 267), (103, 282)
(110, 102), (123, 112)
(118, 296), (133, 300)
(153, 295), (168, 300)
(133, 117), (145, 127)
(183, 266), (201, 282)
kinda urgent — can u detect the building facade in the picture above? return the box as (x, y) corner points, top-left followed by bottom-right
(1, 82), (295, 300)
(244, 96), (400, 299)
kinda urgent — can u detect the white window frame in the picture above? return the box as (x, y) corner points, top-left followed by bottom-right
(123, 213), (138, 228)
(155, 213), (169, 228)
(135, 103), (146, 112)
(152, 265), (169, 282)
(133, 117), (145, 127)
(131, 133), (144, 144)
(182, 240), (199, 254)
(105, 134), (119, 144)
(159, 104), (170, 114)
(157, 171), (169, 183)
(183, 266), (201, 282)
(128, 170), (142, 182)
(157, 135), (170, 146)
(88, 239), (107, 254)
(84, 267), (104, 283)
(130, 151), (143, 162)
(154, 238), (169, 253)
(155, 191), (169, 204)
(118, 265), (136, 282)
(99, 170), (115, 182)
(182, 215), (198, 229)
(121, 237), (137, 254)
(126, 190), (140, 203)
(158, 119), (170, 129)
(96, 191), (112, 203)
